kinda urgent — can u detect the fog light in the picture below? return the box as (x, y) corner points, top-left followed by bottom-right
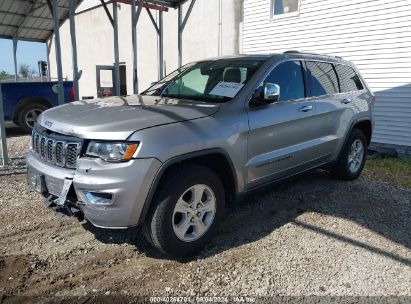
(84, 192), (113, 206)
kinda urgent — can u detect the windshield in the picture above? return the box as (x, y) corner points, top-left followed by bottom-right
(142, 58), (265, 103)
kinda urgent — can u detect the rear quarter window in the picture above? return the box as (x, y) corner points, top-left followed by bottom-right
(306, 61), (339, 96)
(335, 64), (364, 92)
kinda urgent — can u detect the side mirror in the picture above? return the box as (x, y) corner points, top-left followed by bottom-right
(264, 83), (280, 102)
(250, 83), (280, 107)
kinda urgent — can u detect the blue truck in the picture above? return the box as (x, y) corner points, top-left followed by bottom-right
(1, 81), (74, 132)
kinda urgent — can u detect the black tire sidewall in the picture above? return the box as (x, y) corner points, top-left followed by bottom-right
(338, 129), (367, 180)
(18, 104), (47, 132)
(149, 165), (225, 257)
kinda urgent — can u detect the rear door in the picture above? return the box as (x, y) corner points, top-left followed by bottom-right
(306, 61), (356, 160)
(335, 64), (368, 119)
(246, 60), (323, 187)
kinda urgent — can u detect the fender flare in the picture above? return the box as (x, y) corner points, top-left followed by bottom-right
(336, 118), (372, 161)
(137, 148), (238, 225)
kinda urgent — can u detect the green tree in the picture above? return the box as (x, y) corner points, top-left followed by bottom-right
(18, 64), (30, 78)
(0, 71), (13, 80)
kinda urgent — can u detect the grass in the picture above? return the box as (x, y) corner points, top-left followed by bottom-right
(364, 157), (411, 188)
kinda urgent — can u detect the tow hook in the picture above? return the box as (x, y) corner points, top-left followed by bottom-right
(44, 195), (84, 221)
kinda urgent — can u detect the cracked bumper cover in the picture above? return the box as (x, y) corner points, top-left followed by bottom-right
(26, 149), (162, 228)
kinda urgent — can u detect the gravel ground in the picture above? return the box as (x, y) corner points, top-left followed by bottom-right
(1, 125), (410, 303)
(0, 125), (29, 175)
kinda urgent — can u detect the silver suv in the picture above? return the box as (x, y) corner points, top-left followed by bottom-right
(27, 52), (374, 257)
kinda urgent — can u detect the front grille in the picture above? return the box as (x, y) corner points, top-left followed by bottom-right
(31, 128), (82, 169)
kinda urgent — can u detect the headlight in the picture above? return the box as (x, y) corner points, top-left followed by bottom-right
(86, 141), (139, 162)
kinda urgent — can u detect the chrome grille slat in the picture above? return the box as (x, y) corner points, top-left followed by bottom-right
(35, 134), (40, 154)
(66, 143), (80, 169)
(47, 139), (54, 161)
(40, 137), (46, 158)
(55, 141), (65, 166)
(31, 129), (81, 169)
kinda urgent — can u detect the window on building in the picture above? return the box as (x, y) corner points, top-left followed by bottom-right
(335, 64), (364, 92)
(260, 61), (305, 101)
(273, 0), (300, 16)
(306, 61), (339, 96)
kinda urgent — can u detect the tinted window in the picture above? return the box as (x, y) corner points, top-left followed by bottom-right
(262, 61), (305, 101)
(307, 61), (339, 96)
(336, 64), (364, 92)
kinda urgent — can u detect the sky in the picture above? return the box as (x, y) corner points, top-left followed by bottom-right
(0, 38), (47, 75)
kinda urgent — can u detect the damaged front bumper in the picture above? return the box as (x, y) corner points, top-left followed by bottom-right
(26, 149), (162, 228)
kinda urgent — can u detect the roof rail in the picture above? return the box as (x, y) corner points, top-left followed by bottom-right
(283, 50), (343, 59)
(283, 50), (302, 54)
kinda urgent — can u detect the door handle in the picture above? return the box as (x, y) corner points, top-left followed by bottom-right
(341, 98), (352, 104)
(299, 105), (313, 112)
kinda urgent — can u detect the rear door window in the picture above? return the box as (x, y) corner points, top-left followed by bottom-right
(335, 64), (364, 92)
(262, 60), (305, 101)
(306, 61), (339, 96)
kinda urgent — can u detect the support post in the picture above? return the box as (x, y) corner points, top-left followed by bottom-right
(178, 5), (182, 68)
(177, 0), (196, 68)
(46, 40), (52, 81)
(69, 0), (80, 100)
(131, 0), (138, 94)
(159, 11), (164, 79)
(113, 1), (120, 96)
(12, 38), (18, 81)
(146, 8), (163, 80)
(131, 0), (145, 94)
(52, 0), (65, 105)
(0, 82), (8, 167)
(218, 0), (222, 56)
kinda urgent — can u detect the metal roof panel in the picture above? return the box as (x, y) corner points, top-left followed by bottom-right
(0, 0), (71, 42)
(0, 0), (188, 42)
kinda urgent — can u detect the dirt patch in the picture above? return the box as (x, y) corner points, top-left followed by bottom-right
(0, 167), (410, 302)
(0, 255), (30, 296)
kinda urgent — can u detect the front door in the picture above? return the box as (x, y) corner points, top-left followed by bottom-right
(246, 60), (322, 187)
(96, 65), (114, 98)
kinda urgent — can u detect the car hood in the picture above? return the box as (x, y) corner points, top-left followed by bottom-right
(38, 95), (220, 140)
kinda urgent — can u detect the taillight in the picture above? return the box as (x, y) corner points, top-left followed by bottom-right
(69, 87), (75, 101)
(371, 95), (376, 103)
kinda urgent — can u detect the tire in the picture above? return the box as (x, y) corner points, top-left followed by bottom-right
(143, 164), (225, 257)
(331, 128), (367, 181)
(17, 103), (47, 132)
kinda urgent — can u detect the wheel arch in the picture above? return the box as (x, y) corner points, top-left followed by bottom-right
(333, 118), (372, 166)
(353, 119), (372, 146)
(12, 96), (53, 122)
(138, 148), (238, 225)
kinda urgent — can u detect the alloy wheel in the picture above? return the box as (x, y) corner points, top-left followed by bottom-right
(348, 139), (364, 173)
(172, 184), (216, 242)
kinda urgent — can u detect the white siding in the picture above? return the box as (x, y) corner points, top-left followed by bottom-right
(242, 0), (411, 147)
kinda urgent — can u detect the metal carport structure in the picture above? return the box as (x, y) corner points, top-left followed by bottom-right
(0, 0), (197, 167)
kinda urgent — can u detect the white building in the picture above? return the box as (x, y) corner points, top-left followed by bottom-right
(241, 0), (411, 150)
(49, 0), (242, 97)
